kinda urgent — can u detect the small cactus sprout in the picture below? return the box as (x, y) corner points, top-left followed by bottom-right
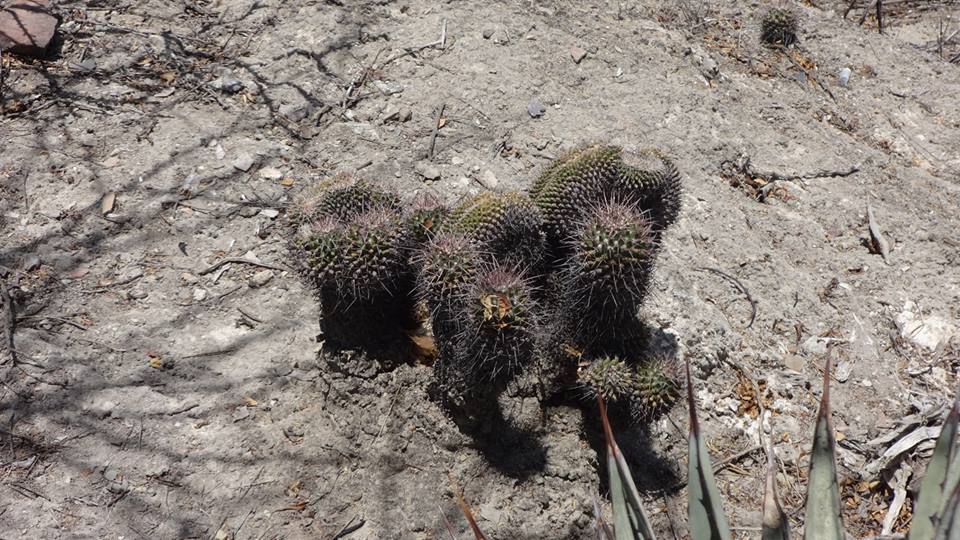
(294, 216), (347, 289)
(580, 356), (636, 403)
(630, 355), (682, 421)
(405, 193), (450, 246)
(456, 265), (538, 379)
(444, 192), (545, 265)
(617, 149), (683, 238)
(531, 144), (623, 243)
(288, 173), (399, 226)
(761, 7), (799, 47)
(564, 199), (657, 316)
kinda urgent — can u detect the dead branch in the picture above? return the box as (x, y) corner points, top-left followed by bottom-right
(198, 257), (286, 276)
(867, 204), (892, 265)
(428, 103), (446, 160)
(0, 281), (15, 365)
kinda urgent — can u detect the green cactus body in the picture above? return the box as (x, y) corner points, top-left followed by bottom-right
(295, 216), (347, 287)
(564, 200), (657, 317)
(617, 150), (683, 238)
(761, 7), (798, 47)
(531, 145), (623, 243)
(456, 266), (537, 379)
(631, 356), (682, 421)
(414, 232), (480, 315)
(289, 173), (399, 226)
(405, 194), (450, 246)
(444, 192), (545, 265)
(580, 356), (636, 403)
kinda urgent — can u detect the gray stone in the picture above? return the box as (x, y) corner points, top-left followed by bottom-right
(211, 77), (244, 94)
(527, 97), (546, 118)
(232, 153), (256, 172)
(22, 254), (41, 271)
(258, 167), (282, 180)
(249, 270), (274, 288)
(192, 288), (207, 302)
(399, 108), (413, 122)
(478, 170), (499, 190)
(127, 289), (149, 300)
(259, 208), (280, 219)
(569, 46), (588, 64)
(415, 161), (441, 180)
(482, 28), (495, 39)
(373, 80), (403, 95)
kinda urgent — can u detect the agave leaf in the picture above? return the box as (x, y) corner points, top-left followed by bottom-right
(910, 388), (960, 540)
(932, 480), (960, 540)
(685, 360), (732, 540)
(451, 477), (489, 540)
(762, 435), (790, 540)
(803, 361), (843, 540)
(598, 396), (657, 540)
(593, 492), (616, 540)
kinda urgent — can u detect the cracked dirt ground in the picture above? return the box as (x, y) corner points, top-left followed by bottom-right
(1, 1), (959, 538)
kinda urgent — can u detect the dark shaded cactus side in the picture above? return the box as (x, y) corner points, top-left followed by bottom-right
(760, 7), (799, 47)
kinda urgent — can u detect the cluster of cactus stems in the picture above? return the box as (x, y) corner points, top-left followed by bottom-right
(289, 144), (684, 421)
(761, 6), (799, 47)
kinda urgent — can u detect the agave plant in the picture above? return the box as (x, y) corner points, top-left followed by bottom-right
(451, 361), (959, 539)
(596, 359), (960, 540)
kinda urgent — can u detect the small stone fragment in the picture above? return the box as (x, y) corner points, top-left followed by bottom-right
(527, 97), (546, 118)
(192, 288), (208, 302)
(258, 167), (282, 180)
(23, 254), (41, 271)
(478, 170), (499, 190)
(373, 80), (403, 95)
(259, 208), (280, 219)
(569, 46), (588, 64)
(180, 272), (199, 284)
(249, 270), (274, 288)
(233, 153), (256, 172)
(127, 289), (149, 300)
(238, 206), (259, 218)
(482, 28), (495, 39)
(415, 161), (441, 180)
(399, 108), (413, 122)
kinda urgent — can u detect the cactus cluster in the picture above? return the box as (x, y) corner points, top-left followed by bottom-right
(289, 143), (683, 422)
(760, 7), (799, 47)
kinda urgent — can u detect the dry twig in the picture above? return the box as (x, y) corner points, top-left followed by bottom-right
(867, 204), (892, 264)
(428, 103), (446, 160)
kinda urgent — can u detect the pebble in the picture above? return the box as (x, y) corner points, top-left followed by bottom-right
(127, 289), (149, 300)
(249, 270), (274, 288)
(180, 272), (199, 284)
(238, 206), (260, 218)
(211, 77), (244, 94)
(373, 80), (403, 95)
(415, 161), (441, 180)
(478, 170), (499, 190)
(838, 67), (852, 86)
(193, 288), (207, 302)
(569, 46), (588, 64)
(399, 108), (413, 122)
(527, 97), (546, 118)
(103, 468), (120, 482)
(482, 28), (495, 39)
(233, 153), (256, 172)
(259, 208), (280, 219)
(23, 254), (41, 271)
(258, 167), (283, 180)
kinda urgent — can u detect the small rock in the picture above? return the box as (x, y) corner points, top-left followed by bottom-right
(70, 59), (97, 72)
(527, 97), (546, 118)
(0, 0), (59, 58)
(180, 272), (199, 284)
(450, 156), (464, 166)
(22, 254), (41, 271)
(382, 106), (401, 122)
(838, 67), (851, 87)
(782, 354), (804, 372)
(259, 208), (280, 219)
(127, 289), (149, 300)
(482, 28), (495, 39)
(398, 108), (413, 122)
(569, 46), (588, 64)
(192, 288), (207, 302)
(211, 77), (244, 94)
(90, 399), (116, 419)
(232, 153), (256, 172)
(896, 303), (956, 351)
(238, 206), (259, 218)
(373, 80), (403, 95)
(232, 407), (251, 422)
(215, 144), (226, 160)
(249, 270), (274, 288)
(478, 170), (499, 190)
(801, 336), (829, 356)
(258, 167), (282, 180)
(103, 468), (120, 482)
(415, 161), (441, 181)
